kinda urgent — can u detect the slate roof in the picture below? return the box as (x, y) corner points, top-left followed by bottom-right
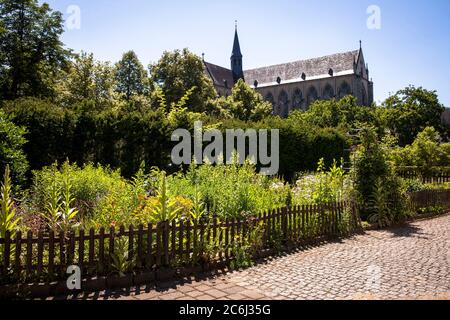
(204, 61), (235, 89)
(244, 50), (360, 86)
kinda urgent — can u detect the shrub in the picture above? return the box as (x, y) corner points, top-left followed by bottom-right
(352, 128), (409, 224)
(0, 109), (29, 187)
(0, 165), (20, 237)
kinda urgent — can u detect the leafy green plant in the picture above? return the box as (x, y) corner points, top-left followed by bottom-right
(0, 165), (20, 237)
(148, 172), (182, 223)
(230, 237), (253, 270)
(189, 190), (206, 223)
(111, 238), (135, 276)
(367, 179), (393, 228)
(41, 172), (79, 232)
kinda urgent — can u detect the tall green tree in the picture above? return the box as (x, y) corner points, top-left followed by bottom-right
(207, 79), (272, 121)
(56, 52), (117, 110)
(115, 50), (148, 101)
(149, 49), (216, 112)
(383, 86), (445, 146)
(0, 0), (69, 99)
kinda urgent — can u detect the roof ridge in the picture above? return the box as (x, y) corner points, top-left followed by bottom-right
(204, 61), (232, 72)
(244, 49), (359, 72)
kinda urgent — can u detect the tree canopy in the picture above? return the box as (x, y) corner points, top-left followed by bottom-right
(0, 0), (70, 99)
(115, 50), (148, 101)
(383, 86), (445, 146)
(149, 49), (216, 113)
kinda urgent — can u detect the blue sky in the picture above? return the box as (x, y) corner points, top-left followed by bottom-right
(42, 0), (450, 106)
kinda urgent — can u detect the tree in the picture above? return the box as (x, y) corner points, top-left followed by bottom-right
(383, 86), (445, 146)
(298, 96), (379, 129)
(391, 127), (450, 173)
(0, 0), (70, 99)
(228, 79), (273, 121)
(55, 52), (118, 110)
(149, 49), (216, 112)
(115, 51), (148, 101)
(206, 79), (272, 121)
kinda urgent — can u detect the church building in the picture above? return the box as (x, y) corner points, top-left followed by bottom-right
(203, 26), (374, 117)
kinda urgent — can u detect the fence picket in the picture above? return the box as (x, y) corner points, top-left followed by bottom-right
(99, 227), (105, 272)
(109, 227), (115, 273)
(147, 224), (153, 269)
(14, 231), (22, 278)
(47, 230), (54, 277)
(59, 231), (65, 275)
(163, 222), (169, 266)
(137, 225), (143, 267)
(78, 229), (85, 270)
(3, 231), (11, 276)
(37, 231), (44, 275)
(26, 231), (33, 276)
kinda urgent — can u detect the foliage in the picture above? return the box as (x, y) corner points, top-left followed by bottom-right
(149, 48), (216, 113)
(136, 171), (183, 223)
(292, 158), (350, 205)
(0, 165), (20, 237)
(207, 79), (273, 121)
(0, 0), (70, 99)
(1, 98), (173, 177)
(383, 86), (446, 146)
(352, 127), (409, 224)
(115, 50), (148, 101)
(55, 52), (119, 110)
(0, 109), (29, 187)
(110, 237), (135, 276)
(391, 127), (450, 174)
(294, 96), (381, 130)
(166, 160), (291, 219)
(40, 172), (79, 232)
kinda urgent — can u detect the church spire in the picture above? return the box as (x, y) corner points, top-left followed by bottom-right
(231, 21), (244, 82)
(232, 21), (242, 57)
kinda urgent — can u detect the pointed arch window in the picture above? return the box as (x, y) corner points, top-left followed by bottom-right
(338, 82), (352, 99)
(307, 86), (319, 106)
(278, 91), (289, 118)
(323, 84), (335, 100)
(265, 92), (275, 113)
(292, 89), (303, 110)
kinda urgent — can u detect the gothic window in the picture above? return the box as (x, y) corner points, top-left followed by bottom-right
(265, 92), (275, 113)
(361, 85), (367, 106)
(278, 91), (289, 117)
(323, 84), (335, 100)
(307, 86), (319, 106)
(292, 89), (303, 110)
(338, 82), (352, 99)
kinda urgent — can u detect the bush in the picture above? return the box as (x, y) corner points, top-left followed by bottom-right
(391, 127), (450, 174)
(0, 109), (29, 187)
(30, 162), (128, 223)
(352, 128), (409, 225)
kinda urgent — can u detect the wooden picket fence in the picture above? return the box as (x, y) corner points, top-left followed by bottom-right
(0, 202), (360, 285)
(409, 189), (450, 211)
(398, 167), (450, 184)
